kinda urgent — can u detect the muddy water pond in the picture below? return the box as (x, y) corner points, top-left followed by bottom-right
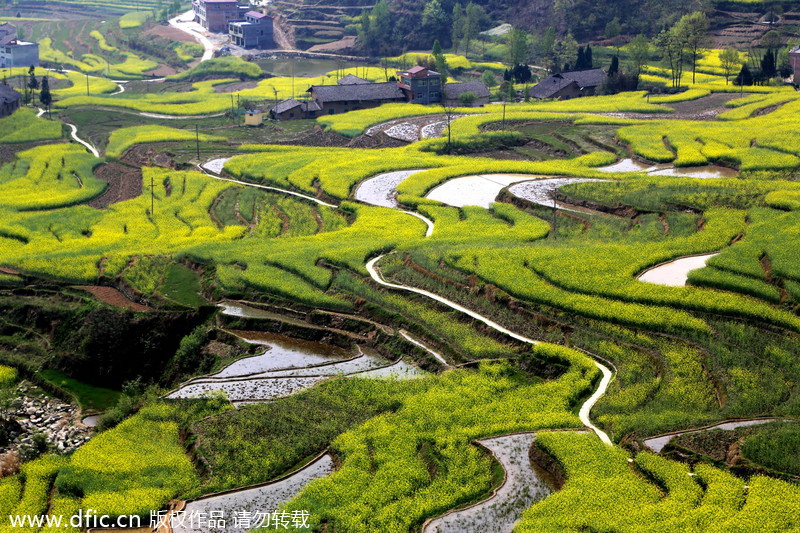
(256, 57), (347, 78)
(637, 253), (719, 287)
(644, 419), (782, 453)
(354, 169), (425, 208)
(596, 158), (738, 179)
(424, 433), (553, 533)
(218, 301), (284, 320)
(173, 453), (335, 533)
(426, 174), (543, 208)
(508, 178), (603, 212)
(81, 415), (101, 427)
(213, 330), (350, 379)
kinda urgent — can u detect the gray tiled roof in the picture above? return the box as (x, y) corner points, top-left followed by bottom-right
(337, 74), (369, 85)
(0, 85), (21, 104)
(443, 81), (491, 99)
(271, 98), (321, 114)
(531, 68), (606, 99)
(560, 68), (606, 88)
(530, 77), (576, 99)
(309, 82), (405, 103)
(271, 98), (304, 114)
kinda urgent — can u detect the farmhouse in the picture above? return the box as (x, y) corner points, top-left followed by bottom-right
(270, 72), (490, 119)
(0, 24), (39, 69)
(0, 85), (21, 117)
(530, 68), (606, 100)
(443, 81), (491, 106)
(396, 66), (441, 104)
(270, 98), (322, 120)
(194, 0), (244, 32)
(229, 11), (274, 49)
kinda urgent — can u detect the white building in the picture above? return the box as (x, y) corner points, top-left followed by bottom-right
(0, 24), (39, 69)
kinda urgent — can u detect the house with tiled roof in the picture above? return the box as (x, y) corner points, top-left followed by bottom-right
(443, 81), (491, 106)
(0, 85), (21, 118)
(531, 69), (606, 100)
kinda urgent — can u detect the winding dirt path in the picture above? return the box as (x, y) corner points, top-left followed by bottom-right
(168, 10), (215, 62)
(67, 123), (100, 158)
(365, 253), (614, 445)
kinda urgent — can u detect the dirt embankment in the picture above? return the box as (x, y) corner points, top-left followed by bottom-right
(73, 286), (153, 312)
(89, 162), (143, 208)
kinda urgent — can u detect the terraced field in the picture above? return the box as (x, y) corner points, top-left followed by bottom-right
(0, 43), (799, 532)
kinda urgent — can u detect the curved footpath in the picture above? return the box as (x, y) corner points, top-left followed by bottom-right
(169, 10), (215, 62)
(197, 163), (338, 208)
(198, 160), (437, 235)
(365, 253), (614, 446)
(67, 123), (100, 158)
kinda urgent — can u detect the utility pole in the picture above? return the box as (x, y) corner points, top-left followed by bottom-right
(85, 73), (89, 96)
(552, 192), (557, 239)
(150, 173), (154, 215)
(195, 124), (200, 159)
(502, 103), (506, 130)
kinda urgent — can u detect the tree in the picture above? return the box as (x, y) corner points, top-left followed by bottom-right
(654, 23), (689, 88)
(605, 17), (622, 39)
(760, 49), (777, 80)
(553, 33), (578, 73)
(459, 91), (476, 106)
(431, 39), (449, 84)
(585, 45), (593, 69)
(440, 102), (458, 152)
(506, 29), (530, 67)
(628, 34), (651, 76)
(719, 48), (740, 84)
(451, 4), (464, 55)
(422, 0), (449, 46)
(27, 65), (38, 104)
(734, 64), (753, 86)
(608, 55), (619, 76)
(481, 70), (497, 87)
(39, 76), (52, 118)
(678, 12), (710, 84)
(461, 2), (486, 57)
(576, 46), (586, 70)
(761, 29), (782, 52)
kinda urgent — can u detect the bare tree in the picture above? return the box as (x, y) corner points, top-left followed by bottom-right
(720, 48), (741, 84)
(440, 102), (458, 153)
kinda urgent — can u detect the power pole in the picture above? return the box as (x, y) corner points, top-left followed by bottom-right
(150, 173), (154, 215)
(552, 192), (557, 239)
(86, 73), (89, 96)
(195, 124), (200, 159)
